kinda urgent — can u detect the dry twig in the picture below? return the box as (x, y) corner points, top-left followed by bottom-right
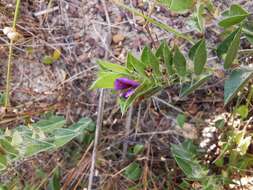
(87, 0), (112, 189)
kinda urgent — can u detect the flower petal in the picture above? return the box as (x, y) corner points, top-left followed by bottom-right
(121, 88), (135, 99)
(114, 78), (139, 90)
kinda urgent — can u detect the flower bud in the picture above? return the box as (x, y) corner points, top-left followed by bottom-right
(3, 27), (12, 35)
(7, 31), (20, 41)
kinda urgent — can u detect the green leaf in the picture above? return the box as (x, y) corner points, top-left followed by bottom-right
(196, 4), (205, 33)
(155, 42), (165, 58)
(0, 139), (19, 156)
(33, 116), (66, 133)
(224, 67), (253, 105)
(121, 82), (149, 113)
(219, 4), (249, 28)
(141, 47), (161, 78)
(48, 167), (61, 190)
(215, 119), (225, 129)
(0, 93), (5, 106)
(0, 154), (7, 166)
(245, 34), (253, 44)
(25, 139), (55, 156)
(173, 47), (186, 77)
(229, 4), (249, 16)
(11, 131), (23, 146)
(236, 155), (253, 171)
(177, 114), (186, 128)
(224, 26), (242, 69)
(53, 118), (93, 148)
(0, 154), (7, 171)
(189, 40), (202, 60)
(219, 15), (249, 28)
(163, 43), (174, 75)
(0, 115), (95, 173)
(53, 128), (80, 148)
(42, 56), (54, 65)
(156, 42), (174, 75)
(52, 50), (61, 61)
(217, 29), (238, 58)
(180, 74), (211, 97)
(235, 131), (245, 145)
(133, 144), (144, 155)
(193, 39), (207, 75)
(159, 0), (194, 13)
(90, 72), (123, 89)
(127, 53), (147, 78)
(121, 82), (161, 113)
(243, 22), (253, 44)
(171, 140), (207, 179)
(98, 60), (129, 74)
(237, 136), (251, 155)
(235, 105), (249, 119)
(70, 117), (95, 132)
(124, 162), (142, 181)
(178, 180), (191, 190)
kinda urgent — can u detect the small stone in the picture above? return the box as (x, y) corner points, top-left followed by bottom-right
(112, 34), (125, 44)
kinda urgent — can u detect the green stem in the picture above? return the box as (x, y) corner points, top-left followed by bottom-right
(246, 85), (253, 107)
(242, 27), (253, 37)
(12, 0), (21, 28)
(115, 1), (194, 44)
(4, 0), (21, 108)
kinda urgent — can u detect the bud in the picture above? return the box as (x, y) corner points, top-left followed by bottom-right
(3, 27), (12, 35)
(7, 31), (20, 41)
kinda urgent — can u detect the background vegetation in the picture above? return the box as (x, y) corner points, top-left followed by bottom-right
(0, 0), (253, 189)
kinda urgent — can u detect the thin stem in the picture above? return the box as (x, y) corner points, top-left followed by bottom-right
(87, 89), (105, 190)
(4, 40), (13, 108)
(87, 0), (110, 189)
(122, 105), (133, 160)
(4, 0), (21, 108)
(242, 27), (253, 37)
(13, 0), (21, 28)
(238, 48), (253, 55)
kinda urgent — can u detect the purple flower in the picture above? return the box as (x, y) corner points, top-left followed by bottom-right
(114, 78), (139, 99)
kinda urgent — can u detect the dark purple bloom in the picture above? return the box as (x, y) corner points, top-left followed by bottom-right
(114, 78), (139, 99)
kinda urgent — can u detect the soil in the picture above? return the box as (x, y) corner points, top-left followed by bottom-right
(0, 0), (253, 189)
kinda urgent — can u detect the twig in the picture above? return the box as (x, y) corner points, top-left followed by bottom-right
(122, 105), (133, 160)
(32, 6), (59, 17)
(4, 41), (14, 108)
(134, 103), (142, 138)
(4, 0), (21, 108)
(153, 96), (184, 113)
(87, 89), (105, 190)
(135, 129), (177, 136)
(87, 0), (111, 189)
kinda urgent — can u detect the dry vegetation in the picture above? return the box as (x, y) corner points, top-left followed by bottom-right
(0, 0), (253, 189)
